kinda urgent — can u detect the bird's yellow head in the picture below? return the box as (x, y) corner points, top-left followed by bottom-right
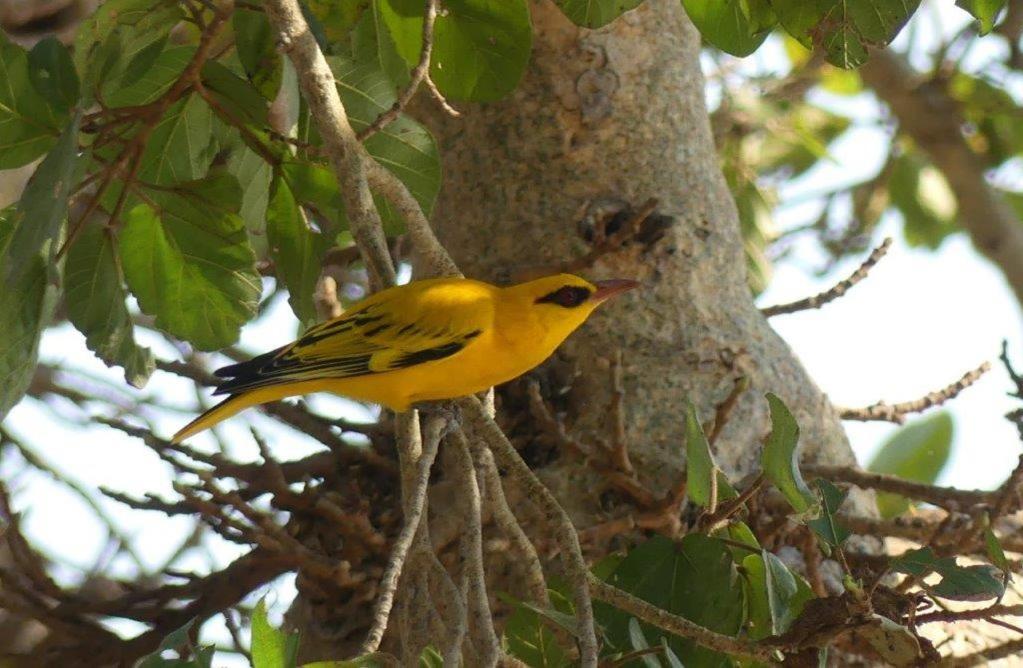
(500, 273), (640, 350)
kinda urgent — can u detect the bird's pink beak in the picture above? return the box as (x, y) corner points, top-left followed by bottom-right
(591, 278), (641, 302)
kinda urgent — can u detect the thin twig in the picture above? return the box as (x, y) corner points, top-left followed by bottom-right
(458, 396), (599, 668)
(452, 431), (501, 665)
(264, 0), (396, 289)
(359, 417), (444, 654)
(801, 464), (989, 510)
(357, 0), (440, 141)
(838, 362), (991, 424)
(471, 439), (550, 606)
(760, 237), (892, 317)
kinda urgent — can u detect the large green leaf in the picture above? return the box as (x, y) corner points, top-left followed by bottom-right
(867, 411), (953, 518)
(762, 393), (816, 515)
(330, 56), (442, 232)
(27, 38), (80, 114)
(65, 220), (154, 387)
(742, 550), (815, 640)
(431, 0), (531, 102)
(807, 479), (850, 547)
(251, 599), (299, 668)
(685, 400), (716, 508)
(956, 0), (1007, 34)
(891, 547), (1005, 602)
(3, 113), (81, 284)
(681, 0), (775, 57)
(138, 94), (216, 185)
(772, 0), (921, 68)
(104, 46), (195, 108)
(73, 0), (184, 102)
(0, 207), (59, 420)
(503, 597), (572, 667)
(119, 175), (260, 350)
(267, 176), (330, 328)
(596, 535), (745, 667)
(555, 0), (644, 27)
(201, 60), (271, 128)
(234, 8), (283, 101)
(0, 32), (63, 168)
(227, 145), (274, 256)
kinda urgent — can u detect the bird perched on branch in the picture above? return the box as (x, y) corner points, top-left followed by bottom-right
(172, 273), (639, 443)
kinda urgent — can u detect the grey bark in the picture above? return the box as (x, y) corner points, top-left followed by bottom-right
(422, 0), (859, 521)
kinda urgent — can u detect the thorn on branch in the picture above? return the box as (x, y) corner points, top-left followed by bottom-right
(838, 361), (990, 424)
(761, 237), (892, 317)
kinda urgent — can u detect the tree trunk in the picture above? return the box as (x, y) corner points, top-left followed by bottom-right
(422, 0), (859, 522)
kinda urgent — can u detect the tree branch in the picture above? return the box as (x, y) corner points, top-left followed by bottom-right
(837, 362), (991, 424)
(263, 0), (396, 289)
(760, 237), (892, 317)
(860, 49), (1023, 307)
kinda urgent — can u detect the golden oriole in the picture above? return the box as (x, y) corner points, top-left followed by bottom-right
(172, 273), (638, 443)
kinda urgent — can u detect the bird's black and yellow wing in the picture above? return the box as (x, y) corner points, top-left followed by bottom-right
(211, 279), (493, 396)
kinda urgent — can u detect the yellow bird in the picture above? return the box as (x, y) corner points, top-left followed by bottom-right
(172, 273), (639, 443)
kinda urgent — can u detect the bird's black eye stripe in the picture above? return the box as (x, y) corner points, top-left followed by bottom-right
(536, 285), (592, 308)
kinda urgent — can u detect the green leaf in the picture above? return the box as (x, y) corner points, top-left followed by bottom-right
(772, 0), (921, 68)
(681, 0), (776, 57)
(252, 599), (299, 668)
(65, 220), (155, 387)
(956, 0), (1007, 34)
(306, 0), (371, 43)
(267, 176), (329, 328)
(931, 564), (1005, 602)
(762, 393), (816, 515)
(985, 526), (1010, 573)
(120, 175), (260, 350)
(136, 619), (198, 667)
(281, 159), (346, 232)
(888, 152), (958, 249)
(227, 146), (274, 255)
(138, 94), (216, 185)
(890, 547), (1006, 601)
(741, 550), (815, 639)
(0, 32), (63, 168)
(3, 113), (81, 284)
(74, 0), (185, 102)
(555, 0), (644, 28)
(503, 596), (571, 667)
(330, 55), (442, 232)
(431, 0), (532, 102)
(685, 400), (716, 508)
(596, 535), (745, 667)
(0, 207), (59, 420)
(104, 45), (195, 108)
(28, 38), (80, 113)
(859, 615), (922, 666)
(201, 60), (271, 128)
(349, 1), (413, 87)
(372, 0), (423, 71)
(807, 479), (850, 547)
(234, 8), (283, 100)
(890, 547), (941, 577)
(867, 411), (953, 518)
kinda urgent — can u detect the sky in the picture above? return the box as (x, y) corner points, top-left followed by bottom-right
(1, 0), (1022, 660)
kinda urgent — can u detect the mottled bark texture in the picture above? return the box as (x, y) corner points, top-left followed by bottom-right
(422, 0), (859, 522)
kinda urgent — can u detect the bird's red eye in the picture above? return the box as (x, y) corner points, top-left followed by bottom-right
(536, 286), (592, 308)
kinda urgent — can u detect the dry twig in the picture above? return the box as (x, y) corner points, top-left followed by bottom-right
(838, 362), (991, 424)
(760, 237), (892, 317)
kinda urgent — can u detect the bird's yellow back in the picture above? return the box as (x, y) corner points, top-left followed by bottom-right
(172, 273), (636, 443)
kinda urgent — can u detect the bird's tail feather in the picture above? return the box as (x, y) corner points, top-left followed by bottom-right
(171, 381), (335, 443)
(171, 392), (264, 444)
